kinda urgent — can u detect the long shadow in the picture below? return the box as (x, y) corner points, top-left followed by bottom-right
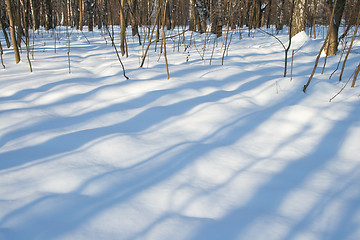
(0, 75), (131, 116)
(128, 110), (312, 240)
(0, 70), (272, 171)
(189, 103), (360, 240)
(0, 65), (135, 103)
(327, 174), (360, 240)
(0, 57), (281, 152)
(285, 163), (360, 240)
(0, 43), (306, 239)
(0, 79), (300, 240)
(2, 40), (356, 238)
(0, 76), (107, 103)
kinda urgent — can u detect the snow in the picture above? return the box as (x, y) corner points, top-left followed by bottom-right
(1, 28), (360, 240)
(289, 31), (310, 51)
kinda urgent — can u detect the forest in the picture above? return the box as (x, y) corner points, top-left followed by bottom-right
(1, 0), (359, 79)
(1, 1), (360, 240)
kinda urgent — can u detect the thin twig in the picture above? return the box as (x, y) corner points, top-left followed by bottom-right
(329, 68), (356, 102)
(105, 25), (129, 79)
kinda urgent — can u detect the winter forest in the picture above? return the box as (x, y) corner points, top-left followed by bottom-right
(1, 0), (360, 81)
(1, 0), (360, 240)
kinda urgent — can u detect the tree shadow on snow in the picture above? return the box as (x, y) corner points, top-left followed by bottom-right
(0, 59), (289, 239)
(188, 103), (360, 240)
(1, 42), (359, 240)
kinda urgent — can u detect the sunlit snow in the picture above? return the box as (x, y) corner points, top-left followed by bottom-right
(1, 27), (360, 240)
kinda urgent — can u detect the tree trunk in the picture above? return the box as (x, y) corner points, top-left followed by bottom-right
(195, 0), (207, 33)
(276, 0), (285, 30)
(0, 8), (11, 48)
(79, 0), (84, 30)
(129, 0), (139, 36)
(4, 0), (20, 63)
(291, 0), (306, 38)
(189, 0), (196, 31)
(189, 0), (206, 33)
(44, 0), (53, 30)
(0, 39), (5, 68)
(67, 0), (73, 27)
(119, 0), (126, 56)
(29, 0), (40, 30)
(211, 0), (223, 37)
(102, 0), (108, 27)
(86, 0), (94, 31)
(325, 0), (346, 56)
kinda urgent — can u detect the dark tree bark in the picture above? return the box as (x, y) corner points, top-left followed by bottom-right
(211, 0), (223, 37)
(85, 0), (94, 31)
(325, 0), (346, 56)
(29, 0), (40, 30)
(0, 6), (11, 48)
(0, 39), (5, 68)
(128, 0), (140, 36)
(276, 0), (285, 30)
(44, 0), (53, 30)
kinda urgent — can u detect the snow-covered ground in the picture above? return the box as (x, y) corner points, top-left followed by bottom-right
(1, 27), (359, 240)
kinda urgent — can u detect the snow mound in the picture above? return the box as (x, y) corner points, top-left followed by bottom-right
(290, 31), (310, 50)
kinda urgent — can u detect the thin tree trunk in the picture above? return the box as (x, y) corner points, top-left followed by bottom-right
(303, 0), (338, 92)
(0, 12), (11, 48)
(15, 0), (22, 48)
(79, 0), (84, 31)
(0, 40), (5, 68)
(104, 25), (129, 79)
(140, 7), (161, 67)
(162, 0), (170, 79)
(66, 26), (71, 73)
(339, 13), (360, 81)
(67, 0), (72, 27)
(20, 0), (32, 71)
(4, 0), (20, 63)
(119, 0), (126, 56)
(351, 63), (360, 88)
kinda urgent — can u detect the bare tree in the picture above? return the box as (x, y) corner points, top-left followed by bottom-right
(303, 0), (338, 93)
(210, 0), (223, 37)
(291, 0), (306, 38)
(324, 0), (346, 56)
(43, 0), (53, 30)
(0, 3), (11, 48)
(29, 0), (40, 30)
(119, 0), (127, 56)
(85, 0), (94, 31)
(4, 0), (20, 63)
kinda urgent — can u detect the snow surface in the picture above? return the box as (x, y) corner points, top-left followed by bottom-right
(1, 28), (360, 240)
